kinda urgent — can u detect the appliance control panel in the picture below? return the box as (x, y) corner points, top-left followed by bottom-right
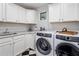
(37, 33), (52, 38)
(56, 35), (79, 42)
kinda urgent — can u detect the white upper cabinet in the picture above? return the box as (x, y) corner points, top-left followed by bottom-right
(62, 3), (77, 21)
(18, 6), (36, 24)
(26, 9), (36, 24)
(0, 4), (2, 21)
(49, 3), (79, 22)
(76, 4), (79, 21)
(49, 4), (62, 22)
(6, 3), (18, 22)
(21, 8), (26, 23)
(0, 3), (36, 24)
(18, 6), (26, 23)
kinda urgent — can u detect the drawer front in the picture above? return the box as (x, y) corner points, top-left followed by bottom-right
(13, 35), (24, 40)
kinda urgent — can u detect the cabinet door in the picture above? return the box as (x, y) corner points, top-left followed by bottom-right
(2, 3), (6, 21)
(22, 8), (26, 23)
(18, 6), (26, 23)
(62, 3), (77, 21)
(76, 3), (79, 21)
(0, 42), (13, 56)
(29, 34), (35, 49)
(14, 39), (25, 55)
(26, 9), (36, 23)
(24, 34), (29, 49)
(24, 34), (35, 50)
(49, 4), (61, 22)
(14, 37), (25, 56)
(6, 3), (18, 22)
(0, 3), (3, 21)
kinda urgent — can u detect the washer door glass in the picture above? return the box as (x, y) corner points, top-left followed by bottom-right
(56, 43), (79, 56)
(36, 38), (51, 55)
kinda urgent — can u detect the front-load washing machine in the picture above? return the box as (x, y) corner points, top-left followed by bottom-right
(54, 33), (79, 56)
(35, 31), (55, 56)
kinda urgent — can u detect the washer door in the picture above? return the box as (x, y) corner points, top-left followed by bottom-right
(36, 38), (52, 55)
(56, 43), (79, 56)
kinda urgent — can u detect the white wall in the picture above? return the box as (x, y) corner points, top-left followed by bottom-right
(36, 5), (79, 32)
(0, 22), (31, 33)
(36, 5), (50, 31)
(1, 5), (79, 33)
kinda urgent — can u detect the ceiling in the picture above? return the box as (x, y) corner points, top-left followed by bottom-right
(16, 3), (48, 9)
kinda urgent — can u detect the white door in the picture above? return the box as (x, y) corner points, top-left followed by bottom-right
(62, 3), (77, 21)
(0, 42), (13, 56)
(49, 4), (61, 22)
(0, 3), (3, 21)
(6, 3), (18, 22)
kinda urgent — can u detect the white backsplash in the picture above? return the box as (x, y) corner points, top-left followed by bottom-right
(36, 5), (79, 32)
(49, 22), (79, 31)
(0, 22), (31, 33)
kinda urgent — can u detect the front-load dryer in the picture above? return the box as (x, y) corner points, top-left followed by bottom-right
(35, 31), (55, 56)
(54, 33), (79, 56)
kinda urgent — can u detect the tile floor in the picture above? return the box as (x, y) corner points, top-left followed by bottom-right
(22, 48), (36, 56)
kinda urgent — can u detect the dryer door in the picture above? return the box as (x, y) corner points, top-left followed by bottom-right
(56, 43), (79, 56)
(36, 38), (52, 55)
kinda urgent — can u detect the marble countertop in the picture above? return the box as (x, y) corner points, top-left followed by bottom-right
(0, 31), (36, 39)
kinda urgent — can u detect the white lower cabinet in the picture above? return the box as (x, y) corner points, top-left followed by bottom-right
(0, 38), (13, 56)
(0, 33), (35, 56)
(24, 33), (35, 50)
(26, 9), (36, 24)
(0, 3), (6, 21)
(0, 42), (13, 56)
(49, 3), (62, 22)
(0, 3), (36, 24)
(13, 35), (25, 56)
(14, 39), (25, 56)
